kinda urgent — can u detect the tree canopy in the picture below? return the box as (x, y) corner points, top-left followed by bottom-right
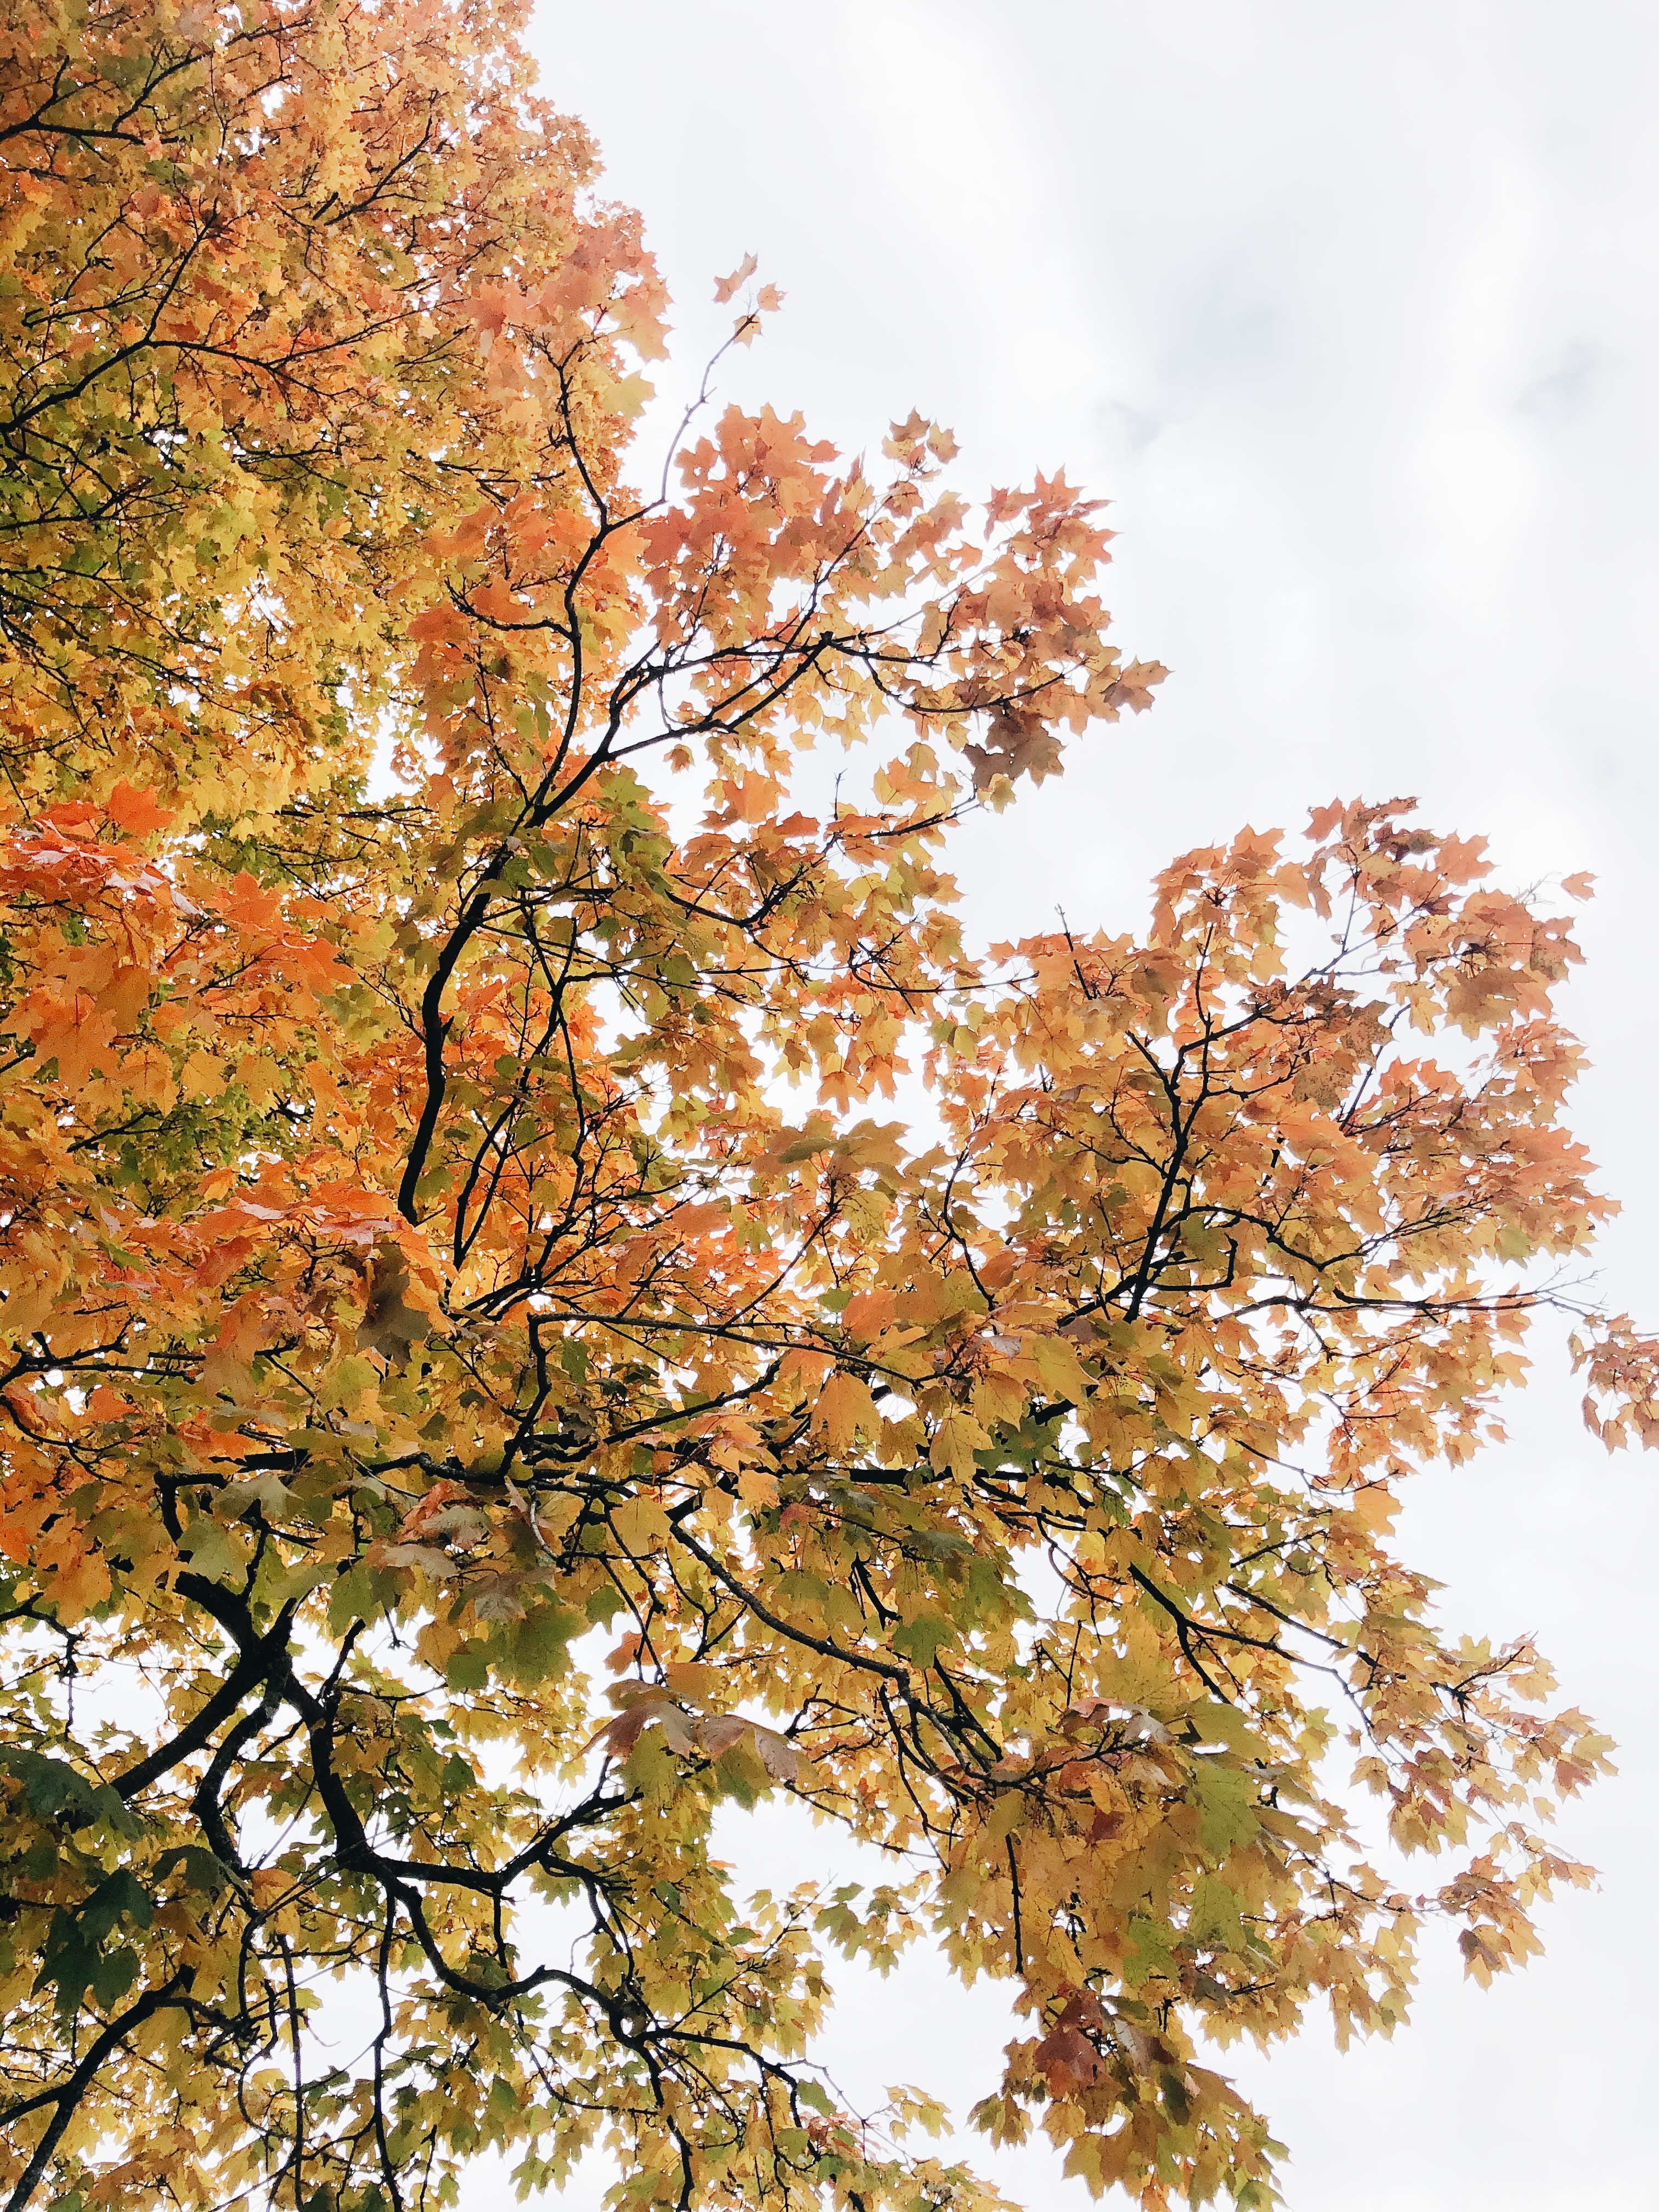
(2, 3), (1655, 2209)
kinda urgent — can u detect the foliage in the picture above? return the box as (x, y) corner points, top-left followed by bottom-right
(1, 2), (1654, 2209)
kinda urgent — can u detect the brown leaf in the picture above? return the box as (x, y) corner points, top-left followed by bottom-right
(749, 1724), (803, 1784)
(697, 1714), (749, 1759)
(586, 1695), (697, 1763)
(962, 709), (1065, 795)
(356, 1241), (430, 1366)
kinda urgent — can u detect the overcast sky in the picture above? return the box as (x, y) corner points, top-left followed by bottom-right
(509, 7), (1659, 2206)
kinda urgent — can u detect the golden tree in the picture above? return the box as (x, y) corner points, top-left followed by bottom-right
(2, 2), (1654, 2208)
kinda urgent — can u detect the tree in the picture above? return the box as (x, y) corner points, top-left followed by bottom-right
(1, 1), (1654, 2207)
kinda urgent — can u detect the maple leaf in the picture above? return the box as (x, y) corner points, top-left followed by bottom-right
(713, 252), (759, 304)
(963, 708), (1066, 794)
(103, 781), (176, 837)
(355, 1241), (432, 1365)
(815, 1369), (879, 1454)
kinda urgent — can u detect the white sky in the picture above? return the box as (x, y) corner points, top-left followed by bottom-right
(504, 6), (1659, 2207)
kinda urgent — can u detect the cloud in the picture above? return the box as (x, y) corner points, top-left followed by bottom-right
(1517, 340), (1599, 423)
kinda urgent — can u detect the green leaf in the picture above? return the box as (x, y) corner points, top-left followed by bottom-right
(891, 1613), (955, 1670)
(1, 1750), (141, 1838)
(1189, 1760), (1260, 1860)
(36, 1871), (152, 2017)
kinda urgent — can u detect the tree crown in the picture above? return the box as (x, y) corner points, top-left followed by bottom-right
(1, 4), (1654, 2210)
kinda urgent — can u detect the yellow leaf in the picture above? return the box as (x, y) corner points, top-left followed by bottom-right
(929, 1408), (990, 1481)
(815, 1369), (879, 1456)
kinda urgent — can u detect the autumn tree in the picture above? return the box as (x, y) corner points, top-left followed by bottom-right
(1, 2), (1655, 2209)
